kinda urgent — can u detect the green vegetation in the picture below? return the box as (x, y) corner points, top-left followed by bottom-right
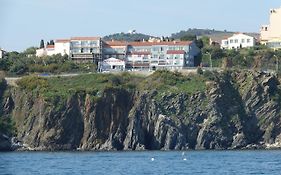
(138, 70), (207, 96)
(16, 71), (208, 106)
(17, 72), (143, 103)
(201, 45), (281, 73)
(103, 32), (155, 41)
(0, 76), (14, 135)
(171, 28), (233, 39)
(0, 49), (97, 75)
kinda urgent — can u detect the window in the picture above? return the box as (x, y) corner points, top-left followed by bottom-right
(230, 39), (233, 43)
(81, 48), (84, 53)
(235, 39), (238, 43)
(247, 39), (251, 43)
(242, 39), (245, 43)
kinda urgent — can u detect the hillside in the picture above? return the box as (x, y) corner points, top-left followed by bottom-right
(1, 70), (281, 151)
(170, 28), (259, 40)
(170, 28), (234, 39)
(103, 32), (157, 41)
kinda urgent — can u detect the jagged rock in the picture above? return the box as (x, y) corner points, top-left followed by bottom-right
(1, 71), (281, 151)
(0, 133), (11, 151)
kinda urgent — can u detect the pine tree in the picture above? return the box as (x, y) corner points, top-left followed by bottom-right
(50, 40), (55, 45)
(40, 39), (45, 48)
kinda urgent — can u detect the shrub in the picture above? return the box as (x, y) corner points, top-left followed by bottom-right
(197, 67), (203, 75)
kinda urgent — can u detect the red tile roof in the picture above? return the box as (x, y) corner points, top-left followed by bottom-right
(103, 41), (128, 47)
(56, 39), (70, 43)
(70, 37), (101, 41)
(166, 50), (185, 54)
(46, 45), (55, 49)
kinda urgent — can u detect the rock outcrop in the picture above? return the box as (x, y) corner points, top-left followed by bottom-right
(1, 71), (281, 151)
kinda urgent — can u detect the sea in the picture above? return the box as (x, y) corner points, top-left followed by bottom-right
(0, 150), (281, 175)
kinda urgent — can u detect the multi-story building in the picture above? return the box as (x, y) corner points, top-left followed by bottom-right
(126, 41), (200, 69)
(69, 37), (102, 63)
(36, 37), (200, 69)
(103, 41), (127, 60)
(260, 7), (281, 48)
(221, 33), (256, 49)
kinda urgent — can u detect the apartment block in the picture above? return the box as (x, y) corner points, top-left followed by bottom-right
(126, 41), (199, 69)
(70, 37), (102, 63)
(36, 37), (200, 69)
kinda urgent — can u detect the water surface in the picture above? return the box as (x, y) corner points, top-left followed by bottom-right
(0, 150), (281, 175)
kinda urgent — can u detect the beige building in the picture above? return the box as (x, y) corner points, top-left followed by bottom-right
(260, 7), (281, 48)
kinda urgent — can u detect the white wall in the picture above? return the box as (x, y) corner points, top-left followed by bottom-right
(222, 34), (255, 49)
(46, 48), (56, 56)
(36, 48), (46, 57)
(0, 50), (4, 58)
(55, 42), (70, 55)
(102, 58), (125, 71)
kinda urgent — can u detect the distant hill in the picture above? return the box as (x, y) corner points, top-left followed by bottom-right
(103, 33), (157, 41)
(103, 29), (259, 42)
(170, 28), (234, 39)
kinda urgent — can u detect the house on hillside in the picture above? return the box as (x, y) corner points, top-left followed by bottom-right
(221, 33), (256, 49)
(208, 33), (233, 46)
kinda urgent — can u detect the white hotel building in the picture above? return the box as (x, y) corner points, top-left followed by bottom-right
(36, 37), (200, 69)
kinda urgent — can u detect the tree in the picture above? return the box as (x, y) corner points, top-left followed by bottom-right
(23, 47), (37, 55)
(180, 34), (196, 41)
(195, 39), (204, 49)
(40, 40), (44, 49)
(49, 40), (55, 45)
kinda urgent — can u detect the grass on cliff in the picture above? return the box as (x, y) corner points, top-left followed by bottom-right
(16, 71), (208, 104)
(138, 70), (207, 95)
(17, 73), (143, 103)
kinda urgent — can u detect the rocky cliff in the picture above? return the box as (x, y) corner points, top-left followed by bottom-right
(1, 70), (281, 151)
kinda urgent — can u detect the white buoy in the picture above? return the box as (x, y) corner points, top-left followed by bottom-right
(151, 157), (155, 161)
(183, 158), (187, 161)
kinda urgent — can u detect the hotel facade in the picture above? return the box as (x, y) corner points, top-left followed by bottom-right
(36, 37), (200, 70)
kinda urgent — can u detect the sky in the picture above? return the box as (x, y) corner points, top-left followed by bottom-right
(0, 0), (281, 51)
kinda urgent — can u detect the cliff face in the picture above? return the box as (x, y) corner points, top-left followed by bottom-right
(1, 71), (281, 151)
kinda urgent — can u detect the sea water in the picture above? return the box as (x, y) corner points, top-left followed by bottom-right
(0, 150), (281, 175)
